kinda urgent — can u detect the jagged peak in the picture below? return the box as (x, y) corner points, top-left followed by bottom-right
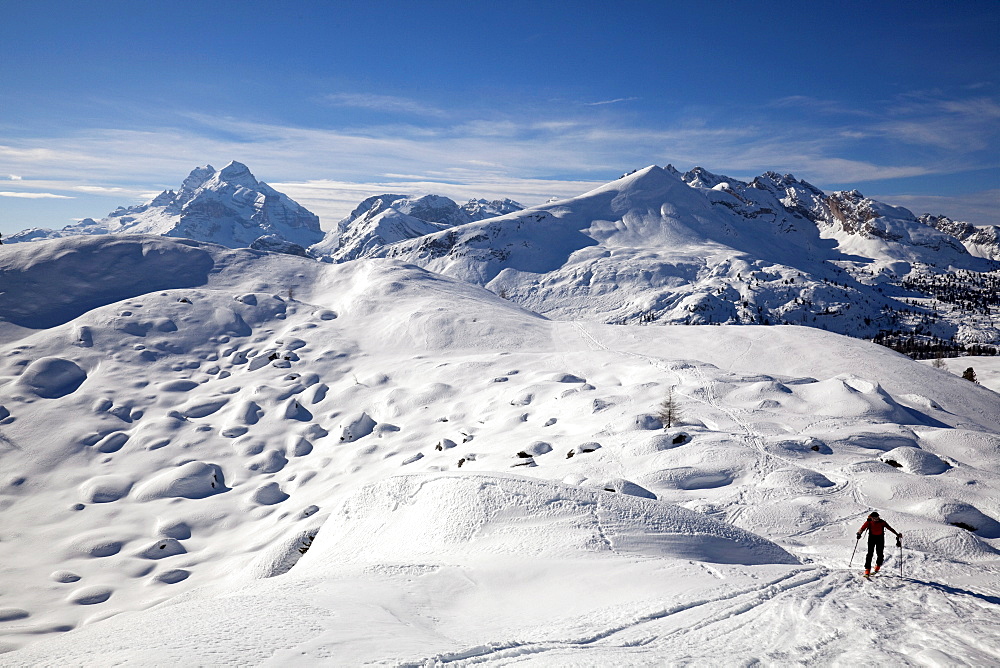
(181, 165), (215, 193)
(398, 194), (459, 210)
(350, 194), (408, 218)
(751, 172), (827, 200)
(830, 189), (866, 201)
(214, 161), (259, 189)
(682, 166), (744, 189)
(149, 190), (176, 206)
(766, 170), (794, 181)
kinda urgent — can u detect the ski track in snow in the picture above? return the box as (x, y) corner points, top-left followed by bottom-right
(402, 569), (823, 666)
(408, 568), (1000, 666)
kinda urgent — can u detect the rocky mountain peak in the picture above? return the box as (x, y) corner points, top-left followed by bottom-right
(214, 161), (260, 190)
(180, 165), (215, 193)
(461, 198), (524, 221)
(682, 166), (745, 190)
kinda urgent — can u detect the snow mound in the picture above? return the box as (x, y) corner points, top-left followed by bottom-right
(79, 475), (133, 503)
(879, 446), (951, 475)
(903, 527), (1000, 561)
(14, 357), (87, 398)
(760, 467), (835, 490)
(306, 473), (798, 566)
(908, 499), (1000, 539)
(133, 461), (226, 501)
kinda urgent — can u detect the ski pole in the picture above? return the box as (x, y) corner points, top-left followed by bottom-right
(897, 535), (903, 578)
(849, 535), (860, 568)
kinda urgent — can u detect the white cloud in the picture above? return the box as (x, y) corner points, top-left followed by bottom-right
(0, 191), (74, 199)
(72, 185), (134, 194)
(8, 174), (22, 180)
(324, 93), (447, 117)
(585, 97), (639, 106)
(0, 89), (996, 228)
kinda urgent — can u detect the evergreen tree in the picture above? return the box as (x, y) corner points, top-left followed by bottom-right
(657, 387), (682, 428)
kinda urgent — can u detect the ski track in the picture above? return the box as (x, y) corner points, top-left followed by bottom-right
(398, 566), (1000, 666)
(401, 569), (823, 666)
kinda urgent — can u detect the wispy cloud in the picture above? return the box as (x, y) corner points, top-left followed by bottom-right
(874, 95), (1000, 153)
(585, 97), (639, 106)
(8, 174), (22, 180)
(0, 113), (970, 190)
(324, 93), (447, 117)
(1, 86), (997, 231)
(0, 191), (73, 199)
(72, 185), (134, 194)
(768, 96), (876, 118)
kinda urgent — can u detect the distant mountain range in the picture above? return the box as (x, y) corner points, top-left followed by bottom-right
(7, 162), (999, 355)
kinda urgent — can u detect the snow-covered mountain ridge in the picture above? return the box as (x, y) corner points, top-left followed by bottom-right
(356, 166), (999, 355)
(306, 193), (523, 262)
(0, 234), (998, 664)
(6, 162), (323, 250)
(6, 162), (999, 357)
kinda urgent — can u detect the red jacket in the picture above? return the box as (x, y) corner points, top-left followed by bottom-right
(859, 518), (897, 536)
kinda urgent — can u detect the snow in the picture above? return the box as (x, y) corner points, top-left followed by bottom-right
(0, 233), (997, 665)
(3, 162), (323, 251)
(923, 355), (1000, 393)
(307, 193), (524, 263)
(357, 165), (1000, 350)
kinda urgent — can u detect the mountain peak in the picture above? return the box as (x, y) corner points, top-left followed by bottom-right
(215, 161), (259, 189)
(607, 165), (692, 202)
(181, 165), (215, 193)
(682, 166), (745, 190)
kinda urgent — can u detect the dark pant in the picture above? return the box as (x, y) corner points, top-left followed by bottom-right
(865, 534), (885, 570)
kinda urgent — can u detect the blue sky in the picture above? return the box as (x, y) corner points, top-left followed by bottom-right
(1, 0), (998, 233)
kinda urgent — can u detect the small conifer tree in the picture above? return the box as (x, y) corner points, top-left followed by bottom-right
(657, 387), (682, 428)
(962, 367), (979, 383)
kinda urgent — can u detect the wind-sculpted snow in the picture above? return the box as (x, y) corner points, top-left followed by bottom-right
(0, 235), (998, 664)
(13, 356), (86, 398)
(0, 236), (215, 329)
(311, 473), (797, 566)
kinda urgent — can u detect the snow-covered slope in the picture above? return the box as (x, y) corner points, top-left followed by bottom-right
(0, 234), (998, 665)
(332, 166), (997, 354)
(7, 161), (996, 354)
(919, 214), (1000, 261)
(5, 162), (323, 250)
(744, 172), (979, 267)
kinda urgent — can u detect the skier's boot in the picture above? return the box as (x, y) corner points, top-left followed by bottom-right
(863, 569), (871, 578)
(874, 565), (881, 574)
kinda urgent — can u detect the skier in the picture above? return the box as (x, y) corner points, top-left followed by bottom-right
(857, 511), (902, 577)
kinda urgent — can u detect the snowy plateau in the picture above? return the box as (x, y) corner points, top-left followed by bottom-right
(0, 163), (998, 666)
